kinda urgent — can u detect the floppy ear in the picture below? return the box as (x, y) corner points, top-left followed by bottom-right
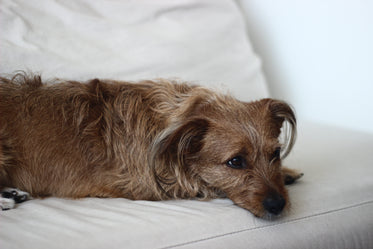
(149, 118), (209, 197)
(263, 99), (297, 159)
(152, 118), (209, 166)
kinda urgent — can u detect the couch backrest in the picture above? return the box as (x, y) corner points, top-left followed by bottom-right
(0, 0), (269, 102)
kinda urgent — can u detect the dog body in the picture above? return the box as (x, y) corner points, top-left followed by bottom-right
(0, 74), (301, 217)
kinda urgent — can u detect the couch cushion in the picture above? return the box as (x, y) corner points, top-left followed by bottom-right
(0, 0), (268, 101)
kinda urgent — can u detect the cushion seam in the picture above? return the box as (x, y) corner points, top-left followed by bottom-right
(158, 200), (373, 249)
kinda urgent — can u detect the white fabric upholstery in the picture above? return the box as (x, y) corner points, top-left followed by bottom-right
(0, 0), (372, 249)
(0, 0), (268, 101)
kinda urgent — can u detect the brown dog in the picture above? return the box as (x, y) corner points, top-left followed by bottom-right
(0, 73), (302, 218)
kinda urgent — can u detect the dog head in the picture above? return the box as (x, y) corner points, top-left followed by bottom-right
(151, 93), (296, 218)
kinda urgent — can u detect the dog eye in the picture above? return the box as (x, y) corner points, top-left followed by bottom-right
(226, 156), (247, 169)
(272, 147), (281, 161)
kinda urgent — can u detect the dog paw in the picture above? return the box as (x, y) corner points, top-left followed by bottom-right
(0, 197), (15, 211)
(282, 167), (304, 185)
(1, 188), (30, 210)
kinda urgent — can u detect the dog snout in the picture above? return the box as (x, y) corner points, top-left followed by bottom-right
(262, 193), (286, 215)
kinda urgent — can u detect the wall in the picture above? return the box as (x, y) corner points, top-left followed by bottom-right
(238, 0), (373, 134)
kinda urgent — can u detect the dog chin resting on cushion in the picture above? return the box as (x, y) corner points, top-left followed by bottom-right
(0, 73), (303, 218)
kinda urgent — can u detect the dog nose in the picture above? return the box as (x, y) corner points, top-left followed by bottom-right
(263, 193), (286, 215)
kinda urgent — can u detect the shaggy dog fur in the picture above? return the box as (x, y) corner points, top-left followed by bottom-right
(0, 73), (302, 218)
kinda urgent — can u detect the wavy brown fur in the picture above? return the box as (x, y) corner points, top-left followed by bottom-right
(0, 73), (301, 217)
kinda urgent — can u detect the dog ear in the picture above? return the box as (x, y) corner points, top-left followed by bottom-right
(149, 118), (209, 198)
(152, 118), (209, 165)
(262, 99), (297, 159)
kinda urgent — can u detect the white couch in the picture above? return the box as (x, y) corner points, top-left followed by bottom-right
(1, 1), (372, 248)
